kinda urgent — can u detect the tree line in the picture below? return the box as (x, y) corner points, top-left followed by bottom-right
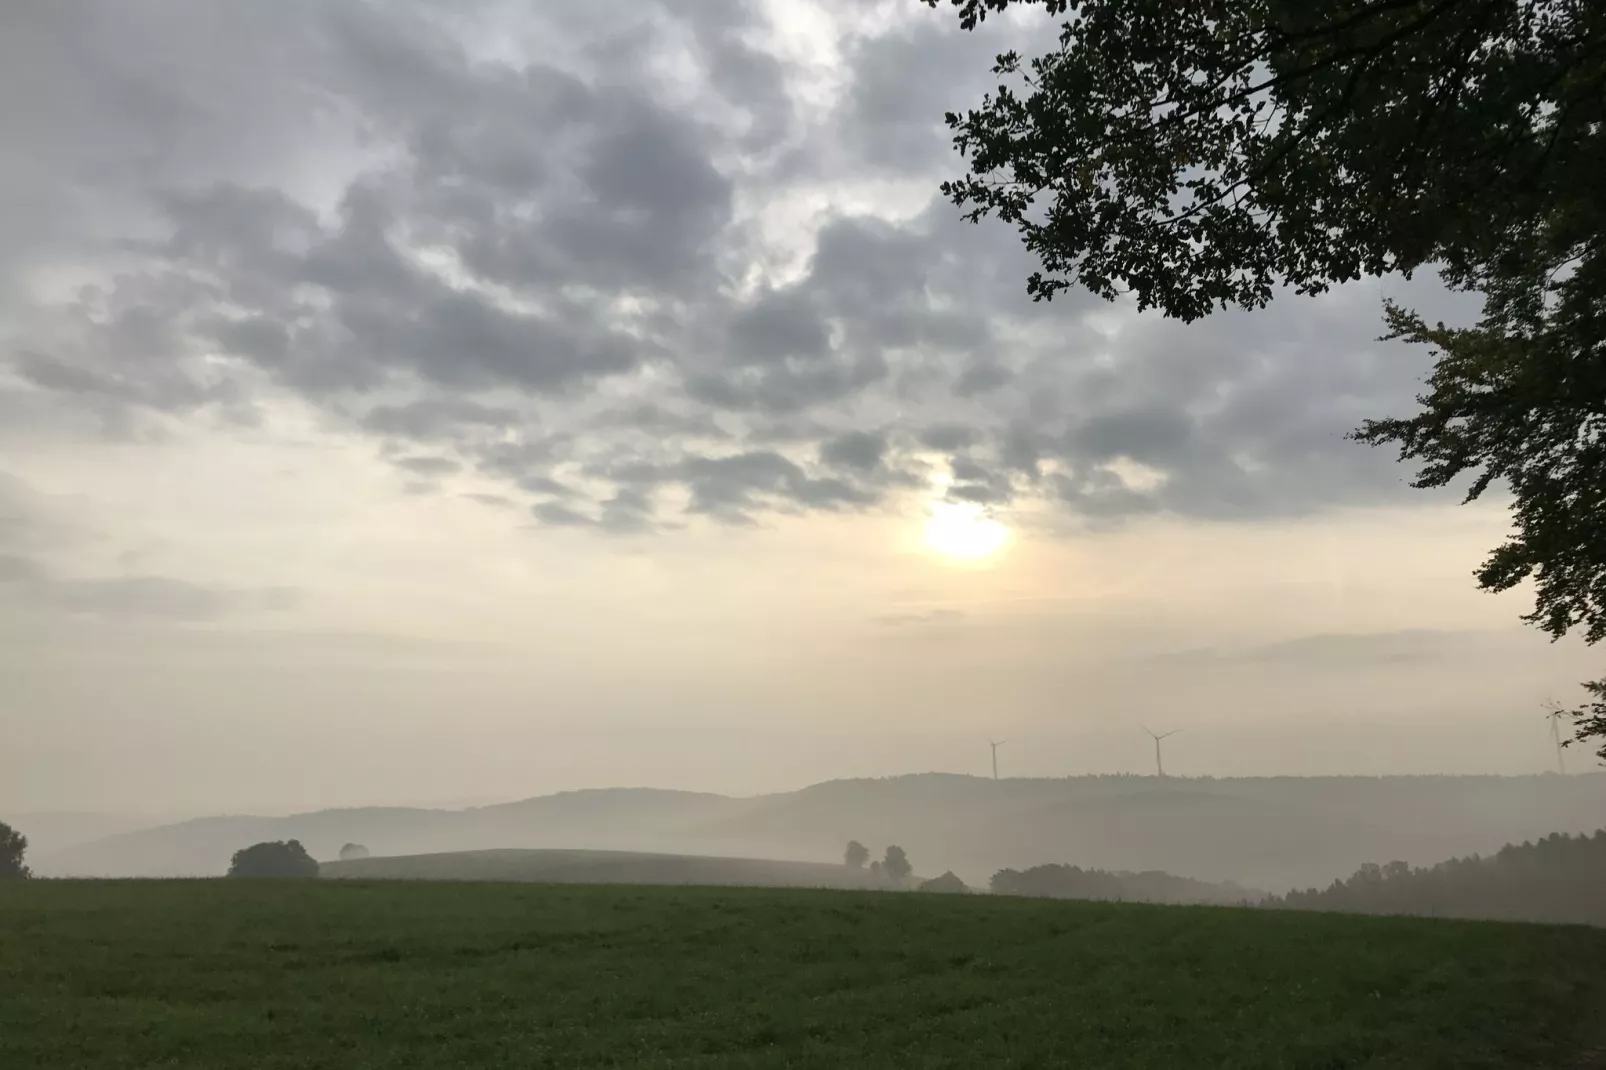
(990, 864), (1254, 906)
(1262, 829), (1606, 927)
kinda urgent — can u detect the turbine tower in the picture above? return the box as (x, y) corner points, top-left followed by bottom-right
(1542, 700), (1568, 775)
(988, 739), (1009, 781)
(1142, 725), (1181, 778)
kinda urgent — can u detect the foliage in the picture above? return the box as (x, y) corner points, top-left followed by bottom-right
(338, 843), (370, 862)
(843, 840), (869, 869)
(917, 870), (970, 893)
(881, 845), (912, 883)
(4, 881), (1606, 1068)
(929, 0), (1606, 758)
(0, 821), (29, 880)
(1572, 680), (1606, 754)
(990, 863), (1252, 905)
(928, 0), (1602, 318)
(1264, 828), (1606, 925)
(1351, 303), (1606, 761)
(226, 840), (318, 879)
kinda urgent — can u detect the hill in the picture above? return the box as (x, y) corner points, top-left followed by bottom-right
(1265, 829), (1606, 926)
(319, 848), (904, 890)
(3, 881), (1604, 1068)
(33, 772), (1606, 891)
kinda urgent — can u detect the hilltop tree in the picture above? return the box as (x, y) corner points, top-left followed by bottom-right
(338, 843), (370, 862)
(1, 820), (30, 880)
(227, 839), (319, 879)
(883, 845), (913, 884)
(929, 0), (1606, 759)
(920, 871), (971, 894)
(844, 840), (870, 869)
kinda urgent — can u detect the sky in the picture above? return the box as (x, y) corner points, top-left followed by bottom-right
(2, 0), (1600, 818)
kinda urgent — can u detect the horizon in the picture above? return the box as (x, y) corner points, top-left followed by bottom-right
(13, 766), (1604, 831)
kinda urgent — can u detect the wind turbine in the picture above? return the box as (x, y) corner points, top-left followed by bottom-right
(1542, 699), (1568, 775)
(1142, 725), (1181, 778)
(988, 739), (1009, 781)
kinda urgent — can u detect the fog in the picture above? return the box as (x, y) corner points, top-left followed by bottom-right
(3, 2), (1604, 901)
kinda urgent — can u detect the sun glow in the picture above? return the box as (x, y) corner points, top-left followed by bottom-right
(923, 502), (1010, 561)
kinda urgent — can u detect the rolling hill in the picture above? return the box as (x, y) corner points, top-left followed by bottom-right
(319, 847), (903, 889)
(31, 771), (1606, 891)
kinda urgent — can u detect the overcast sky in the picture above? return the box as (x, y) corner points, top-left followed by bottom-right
(2, 0), (1598, 817)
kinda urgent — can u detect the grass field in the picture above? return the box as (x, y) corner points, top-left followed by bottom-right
(319, 847), (902, 889)
(3, 881), (1605, 1069)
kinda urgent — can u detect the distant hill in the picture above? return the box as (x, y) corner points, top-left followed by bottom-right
(1264, 829), (1606, 926)
(1, 812), (171, 857)
(320, 848), (903, 890)
(34, 772), (1606, 891)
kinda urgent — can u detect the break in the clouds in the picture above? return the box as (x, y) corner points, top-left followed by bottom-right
(2, 0), (1467, 544)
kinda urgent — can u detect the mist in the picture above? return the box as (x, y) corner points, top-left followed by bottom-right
(4, 0), (1605, 921)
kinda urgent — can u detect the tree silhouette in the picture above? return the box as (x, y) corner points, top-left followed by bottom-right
(338, 843), (370, 862)
(883, 845), (912, 884)
(844, 840), (869, 869)
(930, 0), (1606, 758)
(0, 820), (30, 880)
(227, 840), (319, 879)
(990, 863), (1249, 905)
(1264, 830), (1606, 926)
(919, 871), (969, 894)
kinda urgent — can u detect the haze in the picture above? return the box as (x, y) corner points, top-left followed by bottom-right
(2, 0), (1599, 828)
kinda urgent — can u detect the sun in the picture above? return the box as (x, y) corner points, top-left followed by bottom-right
(923, 501), (1010, 561)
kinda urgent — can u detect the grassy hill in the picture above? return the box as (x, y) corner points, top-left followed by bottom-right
(33, 772), (1606, 891)
(3, 881), (1604, 1069)
(320, 847), (900, 889)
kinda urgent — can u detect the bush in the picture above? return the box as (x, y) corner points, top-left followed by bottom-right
(1, 820), (30, 880)
(919, 871), (969, 894)
(227, 840), (319, 878)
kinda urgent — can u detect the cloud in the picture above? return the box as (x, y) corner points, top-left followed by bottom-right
(1155, 630), (1502, 669)
(0, 0), (1467, 538)
(874, 608), (967, 628)
(393, 455), (461, 477)
(0, 554), (298, 622)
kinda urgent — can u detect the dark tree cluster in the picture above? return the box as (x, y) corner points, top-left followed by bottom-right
(990, 863), (1252, 905)
(844, 841), (914, 885)
(929, 0), (1606, 757)
(227, 840), (319, 879)
(918, 871), (971, 893)
(1, 820), (31, 880)
(1263, 829), (1606, 926)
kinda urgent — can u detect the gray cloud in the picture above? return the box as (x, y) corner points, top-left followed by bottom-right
(393, 455), (460, 477)
(820, 430), (887, 473)
(0, 0), (1462, 535)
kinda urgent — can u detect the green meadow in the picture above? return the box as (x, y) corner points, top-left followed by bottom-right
(5, 880), (1606, 1068)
